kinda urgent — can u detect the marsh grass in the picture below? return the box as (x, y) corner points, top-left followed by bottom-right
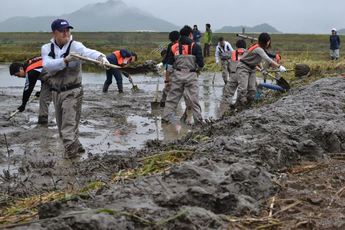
(1, 32), (344, 76)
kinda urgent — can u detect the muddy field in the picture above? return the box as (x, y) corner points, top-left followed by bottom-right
(1, 65), (345, 229)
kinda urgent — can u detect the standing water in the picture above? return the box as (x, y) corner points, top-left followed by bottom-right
(0, 66), (228, 168)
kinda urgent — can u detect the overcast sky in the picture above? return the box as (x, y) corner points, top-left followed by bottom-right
(0, 0), (342, 34)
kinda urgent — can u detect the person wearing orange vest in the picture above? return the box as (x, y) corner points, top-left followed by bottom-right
(9, 56), (52, 124)
(162, 25), (204, 125)
(231, 33), (286, 109)
(103, 49), (137, 93)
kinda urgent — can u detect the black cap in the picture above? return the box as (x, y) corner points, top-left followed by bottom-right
(51, 19), (74, 31)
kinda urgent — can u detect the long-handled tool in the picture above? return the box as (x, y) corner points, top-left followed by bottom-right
(212, 73), (216, 85)
(151, 76), (160, 109)
(70, 53), (122, 69)
(267, 69), (294, 73)
(7, 94), (39, 120)
(236, 33), (258, 42)
(259, 68), (290, 90)
(70, 53), (139, 91)
(8, 109), (21, 121)
(121, 71), (139, 92)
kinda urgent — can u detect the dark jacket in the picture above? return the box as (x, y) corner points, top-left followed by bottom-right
(162, 42), (174, 66)
(330, 35), (340, 50)
(22, 69), (41, 107)
(107, 49), (133, 65)
(21, 57), (44, 107)
(192, 29), (201, 43)
(166, 36), (204, 68)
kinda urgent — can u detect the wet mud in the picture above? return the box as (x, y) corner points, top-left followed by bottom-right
(1, 72), (345, 229)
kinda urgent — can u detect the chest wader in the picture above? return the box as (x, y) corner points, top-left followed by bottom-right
(219, 46), (232, 84)
(48, 40), (85, 158)
(162, 45), (203, 125)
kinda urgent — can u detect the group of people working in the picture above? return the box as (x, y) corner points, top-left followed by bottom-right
(8, 18), (288, 159)
(160, 26), (286, 127)
(9, 19), (137, 159)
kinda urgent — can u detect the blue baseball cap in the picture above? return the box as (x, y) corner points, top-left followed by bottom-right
(51, 19), (74, 31)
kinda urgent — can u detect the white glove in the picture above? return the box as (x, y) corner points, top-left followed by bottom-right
(156, 62), (163, 72)
(279, 65), (286, 72)
(97, 55), (110, 69)
(64, 52), (79, 63)
(156, 62), (163, 69)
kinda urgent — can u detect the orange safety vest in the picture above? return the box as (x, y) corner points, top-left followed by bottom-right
(248, 43), (259, 52)
(113, 50), (132, 65)
(231, 48), (246, 61)
(249, 43), (281, 62)
(24, 57), (43, 74)
(171, 42), (195, 56)
(275, 53), (281, 64)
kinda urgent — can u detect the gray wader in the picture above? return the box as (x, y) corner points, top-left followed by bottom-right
(222, 60), (238, 104)
(162, 55), (202, 124)
(38, 72), (52, 124)
(49, 62), (84, 158)
(234, 62), (256, 106)
(220, 60), (231, 84)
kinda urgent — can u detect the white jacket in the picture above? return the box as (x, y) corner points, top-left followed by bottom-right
(215, 41), (233, 63)
(41, 35), (103, 75)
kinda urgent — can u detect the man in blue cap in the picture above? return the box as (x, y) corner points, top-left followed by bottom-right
(41, 19), (110, 159)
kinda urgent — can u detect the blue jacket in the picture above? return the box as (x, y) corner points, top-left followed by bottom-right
(106, 49), (133, 65)
(192, 29), (201, 43)
(330, 35), (340, 50)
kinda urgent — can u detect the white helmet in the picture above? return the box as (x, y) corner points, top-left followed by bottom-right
(332, 28), (337, 31)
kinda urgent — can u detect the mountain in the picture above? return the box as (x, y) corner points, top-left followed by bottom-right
(337, 28), (345, 35)
(0, 0), (178, 32)
(216, 23), (281, 33)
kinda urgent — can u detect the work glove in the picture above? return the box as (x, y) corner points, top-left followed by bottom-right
(17, 104), (25, 112)
(97, 55), (110, 69)
(279, 65), (287, 72)
(156, 62), (163, 71)
(64, 52), (79, 63)
(34, 91), (40, 98)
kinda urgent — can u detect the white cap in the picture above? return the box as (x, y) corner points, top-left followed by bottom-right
(332, 28), (337, 31)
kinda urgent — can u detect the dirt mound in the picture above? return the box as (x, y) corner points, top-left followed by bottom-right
(3, 77), (345, 229)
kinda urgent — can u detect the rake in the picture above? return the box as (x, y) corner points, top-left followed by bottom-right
(70, 53), (139, 91)
(7, 94), (39, 120)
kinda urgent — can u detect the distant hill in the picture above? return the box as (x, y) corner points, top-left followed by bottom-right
(337, 28), (345, 35)
(0, 0), (178, 32)
(216, 23), (281, 33)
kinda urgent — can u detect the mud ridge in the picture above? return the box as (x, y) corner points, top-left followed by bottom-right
(2, 77), (345, 229)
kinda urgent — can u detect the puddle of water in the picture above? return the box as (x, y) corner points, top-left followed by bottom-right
(0, 64), (272, 158)
(80, 115), (162, 152)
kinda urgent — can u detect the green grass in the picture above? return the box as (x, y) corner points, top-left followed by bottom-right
(0, 32), (344, 75)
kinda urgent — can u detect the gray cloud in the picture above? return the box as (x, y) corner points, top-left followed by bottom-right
(0, 0), (342, 33)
